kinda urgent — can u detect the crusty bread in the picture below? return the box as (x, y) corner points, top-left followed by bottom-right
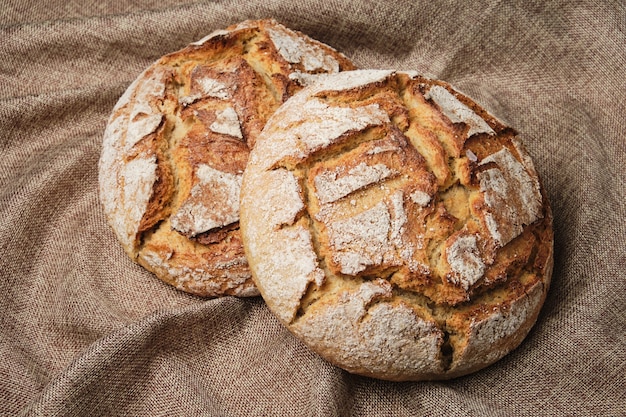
(98, 19), (355, 297)
(240, 70), (553, 380)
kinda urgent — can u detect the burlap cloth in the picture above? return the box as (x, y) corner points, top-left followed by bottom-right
(1, 1), (624, 415)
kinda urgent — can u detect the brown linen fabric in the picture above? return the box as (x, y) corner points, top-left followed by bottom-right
(1, 1), (624, 415)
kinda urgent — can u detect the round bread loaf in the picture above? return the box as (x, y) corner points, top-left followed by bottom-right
(240, 70), (554, 380)
(98, 19), (355, 297)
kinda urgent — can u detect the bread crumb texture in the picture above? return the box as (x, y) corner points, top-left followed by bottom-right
(98, 19), (354, 297)
(240, 70), (553, 380)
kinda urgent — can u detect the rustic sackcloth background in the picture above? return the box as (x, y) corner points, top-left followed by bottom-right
(1, 0), (624, 415)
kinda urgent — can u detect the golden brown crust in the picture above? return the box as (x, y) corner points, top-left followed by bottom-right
(240, 70), (553, 380)
(98, 19), (355, 297)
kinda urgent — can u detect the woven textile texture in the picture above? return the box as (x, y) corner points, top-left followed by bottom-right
(1, 1), (624, 415)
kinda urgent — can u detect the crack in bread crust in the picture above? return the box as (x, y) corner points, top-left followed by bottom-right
(241, 70), (553, 380)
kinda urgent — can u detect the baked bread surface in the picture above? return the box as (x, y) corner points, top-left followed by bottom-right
(98, 19), (354, 297)
(240, 70), (553, 380)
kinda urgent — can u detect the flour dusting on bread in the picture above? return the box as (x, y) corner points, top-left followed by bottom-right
(425, 85), (495, 137)
(478, 147), (543, 246)
(170, 164), (242, 237)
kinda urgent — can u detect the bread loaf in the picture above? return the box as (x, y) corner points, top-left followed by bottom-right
(98, 19), (355, 297)
(240, 70), (553, 380)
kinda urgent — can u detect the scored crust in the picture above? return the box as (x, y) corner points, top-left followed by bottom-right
(98, 19), (355, 297)
(240, 70), (554, 380)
